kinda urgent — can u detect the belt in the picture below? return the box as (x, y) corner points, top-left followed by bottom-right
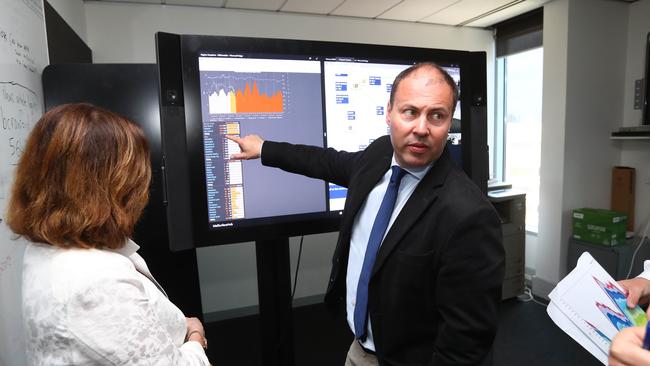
(358, 340), (376, 355)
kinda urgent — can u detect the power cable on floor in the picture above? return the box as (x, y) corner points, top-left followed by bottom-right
(517, 286), (548, 307)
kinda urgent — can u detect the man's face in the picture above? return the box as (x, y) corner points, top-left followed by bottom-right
(386, 67), (454, 169)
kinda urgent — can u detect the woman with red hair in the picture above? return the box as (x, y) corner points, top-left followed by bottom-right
(7, 103), (210, 365)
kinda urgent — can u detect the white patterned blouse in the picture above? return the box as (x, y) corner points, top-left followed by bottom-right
(22, 239), (210, 366)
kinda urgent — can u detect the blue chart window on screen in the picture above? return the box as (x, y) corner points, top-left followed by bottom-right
(322, 60), (461, 210)
(197, 53), (462, 228)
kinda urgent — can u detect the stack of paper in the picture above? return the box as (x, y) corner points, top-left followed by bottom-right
(547, 252), (647, 364)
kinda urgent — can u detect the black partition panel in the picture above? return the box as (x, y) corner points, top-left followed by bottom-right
(42, 64), (202, 317)
(44, 1), (92, 64)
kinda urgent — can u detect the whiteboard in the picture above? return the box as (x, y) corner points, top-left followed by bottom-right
(0, 0), (48, 365)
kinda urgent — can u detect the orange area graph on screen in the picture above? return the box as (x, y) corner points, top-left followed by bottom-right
(209, 81), (283, 114)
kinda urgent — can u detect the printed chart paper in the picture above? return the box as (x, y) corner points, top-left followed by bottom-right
(547, 252), (647, 365)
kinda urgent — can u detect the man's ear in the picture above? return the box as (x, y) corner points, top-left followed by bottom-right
(386, 102), (391, 126)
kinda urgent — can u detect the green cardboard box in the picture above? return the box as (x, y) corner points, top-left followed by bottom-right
(572, 208), (627, 246)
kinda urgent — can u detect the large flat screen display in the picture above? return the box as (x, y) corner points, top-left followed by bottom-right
(156, 33), (487, 248)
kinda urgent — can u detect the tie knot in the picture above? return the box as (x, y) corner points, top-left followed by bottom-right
(390, 166), (406, 184)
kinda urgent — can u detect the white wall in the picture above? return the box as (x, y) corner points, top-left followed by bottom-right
(82, 1), (495, 314)
(533, 0), (570, 297)
(620, 0), (650, 235)
(622, 1), (650, 128)
(533, 0), (628, 297)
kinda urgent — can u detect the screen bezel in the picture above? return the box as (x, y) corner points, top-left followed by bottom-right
(167, 33), (486, 247)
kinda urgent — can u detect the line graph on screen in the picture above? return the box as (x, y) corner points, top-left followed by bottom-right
(203, 73), (286, 114)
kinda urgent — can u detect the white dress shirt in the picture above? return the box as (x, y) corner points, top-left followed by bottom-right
(22, 239), (210, 366)
(637, 261), (650, 281)
(346, 156), (432, 351)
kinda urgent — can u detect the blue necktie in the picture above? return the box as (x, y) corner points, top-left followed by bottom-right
(354, 165), (407, 340)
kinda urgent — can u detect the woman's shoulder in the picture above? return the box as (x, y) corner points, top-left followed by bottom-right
(27, 242), (132, 268)
(25, 242), (138, 292)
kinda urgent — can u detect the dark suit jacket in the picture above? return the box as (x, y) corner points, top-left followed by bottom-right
(262, 136), (505, 366)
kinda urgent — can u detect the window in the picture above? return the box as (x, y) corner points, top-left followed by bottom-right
(492, 9), (543, 232)
(497, 48), (543, 231)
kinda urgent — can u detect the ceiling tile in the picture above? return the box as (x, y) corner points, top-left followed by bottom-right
(330, 0), (402, 18)
(98, 0), (161, 4)
(225, 0), (285, 11)
(90, 0), (552, 28)
(420, 0), (515, 26)
(167, 0), (226, 6)
(377, 0), (461, 22)
(281, 0), (345, 15)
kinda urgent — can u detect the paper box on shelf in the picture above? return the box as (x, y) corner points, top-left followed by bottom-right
(572, 208), (627, 246)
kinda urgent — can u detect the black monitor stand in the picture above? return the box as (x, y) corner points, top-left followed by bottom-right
(256, 238), (295, 366)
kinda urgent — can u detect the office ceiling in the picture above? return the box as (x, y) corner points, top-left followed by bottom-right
(91, 0), (556, 28)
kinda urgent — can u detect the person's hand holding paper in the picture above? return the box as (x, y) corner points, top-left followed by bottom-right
(609, 323), (650, 366)
(619, 277), (650, 309)
(608, 274), (650, 364)
(547, 252), (648, 365)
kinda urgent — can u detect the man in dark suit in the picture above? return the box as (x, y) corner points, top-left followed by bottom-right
(228, 63), (505, 366)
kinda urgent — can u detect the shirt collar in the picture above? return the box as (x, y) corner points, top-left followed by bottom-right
(111, 238), (140, 257)
(391, 155), (434, 181)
